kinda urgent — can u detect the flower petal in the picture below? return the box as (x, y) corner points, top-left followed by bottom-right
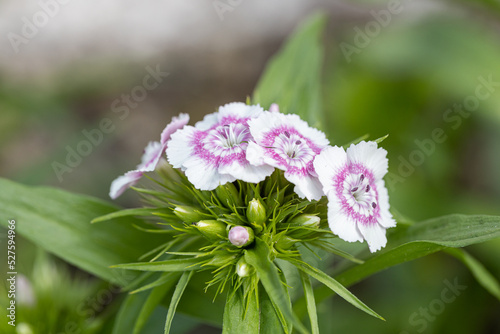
(346, 141), (388, 180)
(219, 160), (274, 183)
(375, 180), (396, 228)
(160, 113), (190, 145)
(183, 157), (236, 190)
(326, 197), (364, 243)
(357, 222), (388, 253)
(109, 170), (143, 199)
(137, 141), (163, 172)
(166, 125), (197, 169)
(246, 141), (268, 166)
(285, 172), (324, 201)
(195, 102), (263, 131)
(314, 146), (348, 194)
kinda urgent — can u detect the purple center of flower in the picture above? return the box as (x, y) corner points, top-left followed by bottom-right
(208, 123), (249, 149)
(263, 127), (320, 176)
(193, 122), (252, 167)
(334, 164), (380, 226)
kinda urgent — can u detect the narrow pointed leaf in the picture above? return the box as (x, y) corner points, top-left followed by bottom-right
(253, 13), (326, 129)
(445, 248), (500, 301)
(259, 283), (286, 334)
(133, 273), (181, 334)
(244, 238), (308, 334)
(288, 258), (384, 320)
(0, 178), (167, 285)
(91, 207), (170, 224)
(222, 286), (259, 334)
(299, 269), (319, 334)
(112, 290), (150, 334)
(295, 214), (500, 317)
(164, 271), (194, 334)
(113, 256), (209, 272)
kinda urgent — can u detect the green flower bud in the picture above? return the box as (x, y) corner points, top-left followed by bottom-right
(206, 252), (238, 267)
(228, 226), (254, 248)
(287, 214), (320, 228)
(275, 235), (298, 250)
(215, 183), (243, 207)
(173, 206), (203, 223)
(195, 220), (227, 242)
(247, 198), (266, 225)
(236, 257), (255, 277)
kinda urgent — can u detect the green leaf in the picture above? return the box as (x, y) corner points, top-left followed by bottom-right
(175, 270), (226, 327)
(259, 283), (285, 334)
(244, 238), (307, 334)
(131, 272), (181, 294)
(0, 178), (167, 285)
(445, 248), (500, 301)
(299, 269), (319, 334)
(400, 214), (500, 247)
(288, 258), (384, 321)
(336, 214), (500, 289)
(133, 273), (181, 334)
(112, 256), (209, 272)
(253, 13), (326, 129)
(112, 291), (150, 334)
(222, 286), (259, 334)
(164, 271), (194, 334)
(91, 208), (171, 224)
(296, 214), (500, 316)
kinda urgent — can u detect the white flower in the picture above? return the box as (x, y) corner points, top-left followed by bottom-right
(246, 111), (329, 201)
(166, 102), (274, 191)
(109, 113), (189, 199)
(313, 141), (396, 252)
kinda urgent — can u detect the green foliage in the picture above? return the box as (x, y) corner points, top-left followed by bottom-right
(244, 239), (307, 334)
(0, 178), (168, 286)
(294, 214), (500, 317)
(2, 10), (500, 334)
(164, 271), (193, 334)
(253, 13), (326, 130)
(222, 285), (260, 334)
(0, 252), (108, 334)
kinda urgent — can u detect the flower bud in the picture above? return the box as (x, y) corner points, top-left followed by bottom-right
(195, 220), (227, 242)
(287, 214), (320, 228)
(215, 183), (243, 207)
(276, 235), (297, 250)
(246, 198), (266, 225)
(173, 206), (203, 223)
(228, 226), (254, 248)
(206, 252), (238, 267)
(236, 257), (254, 277)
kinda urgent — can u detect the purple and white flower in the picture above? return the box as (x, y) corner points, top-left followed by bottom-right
(109, 113), (189, 199)
(246, 111), (329, 201)
(313, 141), (396, 252)
(166, 102), (274, 191)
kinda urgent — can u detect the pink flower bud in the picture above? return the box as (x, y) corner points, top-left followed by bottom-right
(228, 226), (254, 247)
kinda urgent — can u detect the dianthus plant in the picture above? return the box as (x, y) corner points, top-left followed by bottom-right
(103, 102), (394, 333)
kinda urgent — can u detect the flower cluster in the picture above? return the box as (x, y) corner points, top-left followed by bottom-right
(110, 102), (395, 253)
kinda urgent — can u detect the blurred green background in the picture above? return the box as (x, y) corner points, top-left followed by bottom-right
(1, 1), (500, 333)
